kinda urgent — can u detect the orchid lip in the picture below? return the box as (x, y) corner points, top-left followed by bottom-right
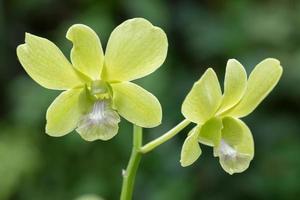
(76, 99), (120, 141)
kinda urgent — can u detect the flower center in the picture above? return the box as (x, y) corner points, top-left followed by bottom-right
(90, 80), (110, 99)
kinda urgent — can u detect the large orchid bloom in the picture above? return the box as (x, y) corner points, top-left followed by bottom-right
(17, 18), (168, 141)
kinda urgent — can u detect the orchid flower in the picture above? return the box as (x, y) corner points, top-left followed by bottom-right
(180, 58), (282, 174)
(17, 18), (168, 141)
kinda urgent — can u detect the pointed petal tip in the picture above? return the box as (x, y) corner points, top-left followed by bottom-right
(262, 58), (283, 72)
(45, 126), (72, 137)
(193, 68), (216, 85)
(180, 160), (191, 167)
(16, 44), (26, 55)
(227, 58), (243, 66)
(24, 32), (31, 38)
(264, 57), (280, 64)
(24, 32), (37, 42)
(206, 67), (215, 73)
(228, 58), (237, 62)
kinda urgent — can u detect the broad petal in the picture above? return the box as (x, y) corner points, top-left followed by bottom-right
(198, 117), (222, 146)
(181, 68), (222, 124)
(17, 33), (84, 90)
(46, 88), (89, 136)
(66, 24), (104, 80)
(180, 126), (202, 167)
(103, 18), (168, 82)
(227, 58), (282, 118)
(215, 119), (254, 174)
(217, 59), (247, 114)
(111, 82), (162, 127)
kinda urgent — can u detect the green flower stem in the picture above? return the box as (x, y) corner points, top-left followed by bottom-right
(120, 125), (143, 200)
(120, 120), (190, 199)
(140, 119), (190, 154)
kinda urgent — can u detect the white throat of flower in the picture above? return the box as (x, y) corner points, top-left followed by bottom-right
(217, 139), (251, 175)
(76, 100), (120, 141)
(219, 139), (237, 159)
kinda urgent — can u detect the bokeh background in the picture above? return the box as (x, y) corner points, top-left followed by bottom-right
(1, 0), (300, 199)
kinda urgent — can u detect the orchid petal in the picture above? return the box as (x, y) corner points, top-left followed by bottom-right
(217, 59), (247, 114)
(17, 33), (84, 90)
(66, 24), (104, 79)
(180, 126), (202, 167)
(103, 18), (168, 81)
(227, 58), (282, 118)
(182, 68), (222, 124)
(111, 82), (162, 128)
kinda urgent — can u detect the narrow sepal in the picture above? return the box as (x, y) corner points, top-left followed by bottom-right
(180, 126), (202, 167)
(182, 68), (222, 124)
(227, 58), (282, 118)
(217, 59), (247, 114)
(66, 24), (104, 79)
(17, 33), (84, 90)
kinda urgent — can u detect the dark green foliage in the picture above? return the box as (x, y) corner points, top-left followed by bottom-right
(0, 0), (299, 199)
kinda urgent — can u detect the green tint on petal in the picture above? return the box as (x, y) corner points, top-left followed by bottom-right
(17, 33), (84, 90)
(46, 88), (87, 136)
(227, 58), (283, 118)
(198, 117), (222, 146)
(221, 117), (244, 146)
(180, 126), (202, 167)
(76, 100), (120, 141)
(182, 68), (222, 124)
(215, 119), (254, 174)
(66, 24), (104, 80)
(217, 59), (247, 114)
(103, 18), (168, 82)
(111, 82), (162, 128)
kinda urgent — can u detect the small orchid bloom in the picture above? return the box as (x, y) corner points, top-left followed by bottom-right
(180, 58), (282, 174)
(17, 18), (168, 141)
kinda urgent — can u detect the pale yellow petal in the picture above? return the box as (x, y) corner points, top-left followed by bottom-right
(217, 59), (247, 114)
(17, 33), (84, 90)
(66, 24), (104, 79)
(46, 88), (89, 136)
(111, 82), (162, 127)
(180, 126), (202, 167)
(227, 58), (282, 118)
(103, 18), (168, 81)
(181, 68), (222, 124)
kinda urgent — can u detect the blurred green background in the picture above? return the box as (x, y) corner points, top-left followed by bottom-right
(1, 0), (300, 199)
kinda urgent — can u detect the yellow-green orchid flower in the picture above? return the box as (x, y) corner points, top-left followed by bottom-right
(180, 58), (282, 174)
(16, 18), (168, 141)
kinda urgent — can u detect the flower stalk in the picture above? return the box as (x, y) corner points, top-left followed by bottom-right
(140, 119), (190, 154)
(120, 125), (143, 200)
